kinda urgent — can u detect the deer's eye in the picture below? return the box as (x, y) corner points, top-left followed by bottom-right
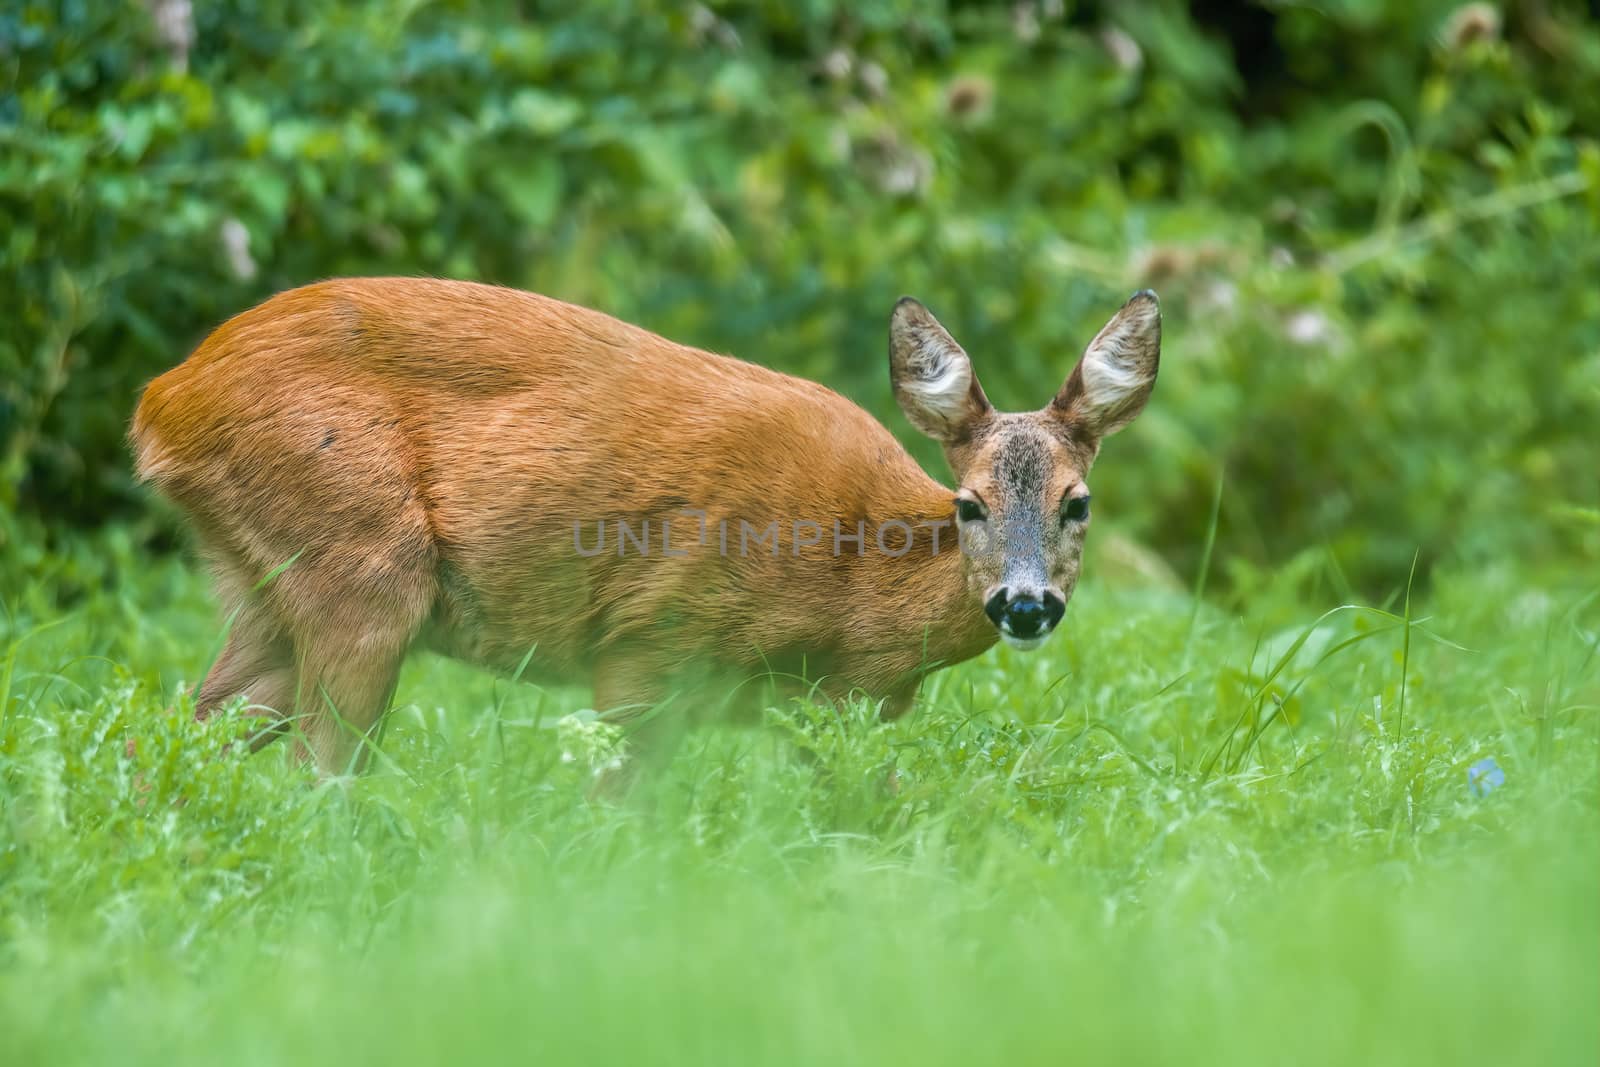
(1062, 495), (1091, 523)
(956, 497), (987, 524)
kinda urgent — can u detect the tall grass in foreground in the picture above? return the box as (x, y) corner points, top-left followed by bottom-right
(0, 548), (1595, 1066)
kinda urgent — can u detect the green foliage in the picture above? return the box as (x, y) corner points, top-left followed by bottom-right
(3, 1), (1598, 588)
(1, 540), (1596, 1064)
(4, 10), (1597, 1059)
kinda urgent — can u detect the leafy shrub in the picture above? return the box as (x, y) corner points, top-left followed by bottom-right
(3, 0), (1597, 589)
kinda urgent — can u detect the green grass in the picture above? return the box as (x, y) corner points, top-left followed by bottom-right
(1, 540), (1596, 1066)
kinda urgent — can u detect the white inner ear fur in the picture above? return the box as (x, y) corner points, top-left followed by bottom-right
(1080, 300), (1159, 415)
(901, 338), (973, 425)
(1081, 338), (1151, 401)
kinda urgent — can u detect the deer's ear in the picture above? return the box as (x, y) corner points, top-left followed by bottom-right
(1052, 290), (1160, 438)
(889, 298), (991, 442)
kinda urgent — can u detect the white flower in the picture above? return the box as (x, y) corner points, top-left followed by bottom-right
(219, 218), (257, 281)
(821, 49), (853, 81)
(1100, 27), (1142, 73)
(1285, 309), (1334, 347)
(859, 62), (888, 99)
(144, 0), (194, 71)
(1012, 3), (1041, 43)
(1196, 279), (1238, 316)
(555, 711), (626, 773)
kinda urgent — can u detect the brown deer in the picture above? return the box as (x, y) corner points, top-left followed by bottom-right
(130, 279), (1160, 774)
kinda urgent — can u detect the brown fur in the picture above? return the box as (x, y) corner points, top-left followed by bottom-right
(131, 278), (1158, 774)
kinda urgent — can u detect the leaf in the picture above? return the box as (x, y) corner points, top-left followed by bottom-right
(490, 155), (564, 229)
(507, 89), (581, 137)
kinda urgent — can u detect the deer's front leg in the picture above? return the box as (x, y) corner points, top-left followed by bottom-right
(588, 646), (690, 797)
(877, 677), (922, 722)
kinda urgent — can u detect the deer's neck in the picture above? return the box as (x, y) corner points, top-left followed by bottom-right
(866, 470), (997, 670)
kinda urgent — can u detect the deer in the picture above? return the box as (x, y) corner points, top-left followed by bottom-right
(130, 278), (1160, 776)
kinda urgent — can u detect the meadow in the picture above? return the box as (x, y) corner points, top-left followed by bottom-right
(2, 532), (1595, 1065)
(4, 4), (1599, 1064)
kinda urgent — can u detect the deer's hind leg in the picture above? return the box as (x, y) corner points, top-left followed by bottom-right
(192, 551), (298, 748)
(192, 516), (437, 774)
(193, 603), (297, 747)
(272, 550), (438, 776)
(179, 382), (447, 773)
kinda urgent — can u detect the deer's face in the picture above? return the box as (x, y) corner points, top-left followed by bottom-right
(948, 416), (1093, 648)
(889, 292), (1161, 650)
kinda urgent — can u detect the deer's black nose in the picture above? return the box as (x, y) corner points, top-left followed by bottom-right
(986, 590), (1066, 639)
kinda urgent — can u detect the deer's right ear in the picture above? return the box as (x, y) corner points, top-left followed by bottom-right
(1052, 290), (1160, 439)
(889, 298), (992, 442)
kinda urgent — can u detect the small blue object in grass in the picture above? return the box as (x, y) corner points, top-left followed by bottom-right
(1468, 757), (1505, 797)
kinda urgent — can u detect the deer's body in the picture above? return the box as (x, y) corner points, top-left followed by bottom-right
(135, 277), (1161, 774)
(133, 278), (1016, 770)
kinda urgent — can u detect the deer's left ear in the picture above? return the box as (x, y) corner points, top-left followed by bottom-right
(889, 297), (992, 443)
(1052, 290), (1160, 438)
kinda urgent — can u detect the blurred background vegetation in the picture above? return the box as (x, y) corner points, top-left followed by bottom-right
(4, 0), (1598, 598)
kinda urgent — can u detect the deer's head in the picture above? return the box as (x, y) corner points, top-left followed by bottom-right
(889, 291), (1161, 649)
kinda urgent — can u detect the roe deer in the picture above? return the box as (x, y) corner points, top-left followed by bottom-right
(130, 279), (1160, 774)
